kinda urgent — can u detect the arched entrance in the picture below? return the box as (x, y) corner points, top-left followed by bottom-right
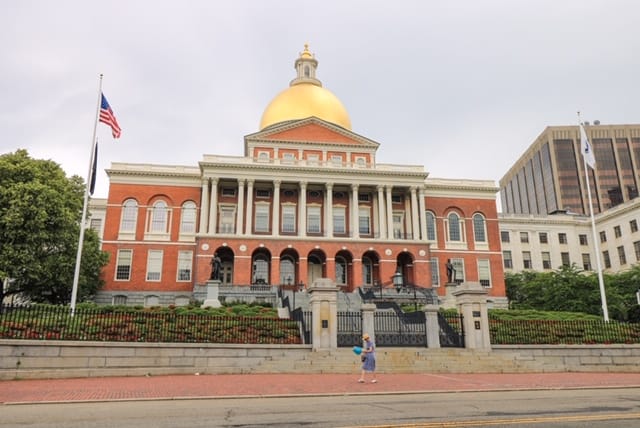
(279, 248), (299, 286)
(396, 251), (415, 285)
(251, 248), (272, 285)
(335, 249), (353, 290)
(361, 250), (381, 287)
(215, 247), (235, 286)
(307, 249), (326, 286)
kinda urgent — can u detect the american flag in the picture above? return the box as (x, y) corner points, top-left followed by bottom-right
(99, 93), (121, 138)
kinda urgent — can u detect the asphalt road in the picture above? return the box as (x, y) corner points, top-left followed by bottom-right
(2, 387), (640, 427)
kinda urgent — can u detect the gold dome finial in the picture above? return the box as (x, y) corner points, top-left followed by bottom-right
(300, 43), (313, 59)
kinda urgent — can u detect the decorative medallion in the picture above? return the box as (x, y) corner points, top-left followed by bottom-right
(239, 244), (247, 252)
(385, 249), (392, 256)
(201, 243), (209, 251)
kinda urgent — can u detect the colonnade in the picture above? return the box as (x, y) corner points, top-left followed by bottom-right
(198, 178), (428, 241)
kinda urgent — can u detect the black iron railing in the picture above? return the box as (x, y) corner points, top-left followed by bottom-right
(0, 305), (303, 344)
(490, 318), (640, 345)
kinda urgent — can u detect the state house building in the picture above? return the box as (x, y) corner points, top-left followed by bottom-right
(94, 45), (506, 307)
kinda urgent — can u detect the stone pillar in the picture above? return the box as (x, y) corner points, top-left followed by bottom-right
(308, 278), (340, 351)
(245, 179), (254, 235)
(361, 303), (376, 344)
(385, 185), (394, 239)
(325, 182), (333, 238)
(208, 178), (218, 234)
(452, 282), (491, 349)
(199, 179), (209, 234)
(236, 179), (245, 235)
(299, 181), (307, 237)
(424, 304), (441, 348)
(351, 183), (359, 239)
(272, 180), (281, 236)
(201, 280), (222, 308)
(418, 187), (427, 241)
(376, 185), (386, 239)
(410, 186), (419, 240)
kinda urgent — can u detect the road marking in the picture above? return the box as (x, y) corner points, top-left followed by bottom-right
(342, 411), (640, 427)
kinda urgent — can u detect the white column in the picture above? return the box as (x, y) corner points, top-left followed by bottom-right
(411, 186), (420, 240)
(377, 185), (386, 239)
(245, 179), (254, 235)
(236, 179), (245, 235)
(351, 183), (359, 239)
(208, 178), (218, 234)
(418, 186), (427, 241)
(386, 185), (394, 240)
(299, 181), (307, 237)
(272, 180), (281, 236)
(325, 182), (333, 238)
(199, 179), (209, 234)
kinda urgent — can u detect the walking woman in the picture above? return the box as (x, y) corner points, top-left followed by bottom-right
(358, 333), (377, 383)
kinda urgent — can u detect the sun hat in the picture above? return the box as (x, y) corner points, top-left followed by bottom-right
(363, 333), (370, 340)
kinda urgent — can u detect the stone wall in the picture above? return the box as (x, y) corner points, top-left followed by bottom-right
(2, 340), (639, 380)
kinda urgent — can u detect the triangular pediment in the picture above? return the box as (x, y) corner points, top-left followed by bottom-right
(245, 117), (380, 148)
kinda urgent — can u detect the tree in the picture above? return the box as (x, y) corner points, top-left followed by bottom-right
(0, 150), (109, 304)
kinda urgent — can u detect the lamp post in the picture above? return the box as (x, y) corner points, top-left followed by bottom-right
(392, 270), (403, 293)
(636, 289), (640, 306)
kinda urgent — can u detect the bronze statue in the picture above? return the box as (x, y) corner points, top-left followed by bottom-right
(210, 253), (222, 281)
(445, 259), (456, 283)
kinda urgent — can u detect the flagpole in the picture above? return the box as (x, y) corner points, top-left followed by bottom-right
(578, 111), (609, 322)
(70, 74), (103, 316)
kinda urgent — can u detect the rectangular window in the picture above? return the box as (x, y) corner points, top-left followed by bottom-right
(614, 225), (622, 238)
(478, 259), (491, 287)
(634, 241), (640, 261)
(520, 232), (529, 243)
(582, 253), (592, 271)
(307, 206), (321, 234)
(430, 258), (440, 287)
(391, 194), (403, 204)
(177, 251), (193, 281)
(600, 231), (607, 243)
(306, 154), (319, 165)
(561, 252), (570, 266)
(618, 245), (627, 265)
(146, 250), (163, 281)
(359, 207), (371, 235)
(281, 153), (295, 163)
(219, 206), (235, 234)
(579, 234), (588, 245)
(254, 204), (270, 232)
(539, 232), (548, 244)
(358, 193), (370, 202)
(90, 218), (102, 235)
(221, 188), (236, 197)
(451, 258), (465, 283)
(603, 250), (611, 269)
(281, 205), (296, 233)
(256, 189), (270, 198)
(503, 251), (513, 269)
(115, 249), (133, 281)
(558, 233), (568, 244)
(330, 155), (343, 165)
(393, 213), (403, 239)
(631, 219), (638, 233)
(542, 252), (551, 269)
(522, 251), (532, 269)
(333, 206), (346, 234)
(500, 231), (510, 243)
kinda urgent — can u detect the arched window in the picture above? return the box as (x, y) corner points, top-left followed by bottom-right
(280, 256), (295, 285)
(473, 213), (487, 243)
(252, 255), (269, 284)
(425, 211), (436, 241)
(151, 201), (168, 232)
(180, 201), (197, 233)
(335, 256), (347, 285)
(362, 256), (373, 286)
(120, 199), (138, 232)
(447, 212), (462, 242)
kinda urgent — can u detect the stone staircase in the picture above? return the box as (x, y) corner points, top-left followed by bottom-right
(254, 347), (542, 374)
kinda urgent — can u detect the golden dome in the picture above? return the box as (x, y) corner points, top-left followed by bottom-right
(259, 45), (352, 130)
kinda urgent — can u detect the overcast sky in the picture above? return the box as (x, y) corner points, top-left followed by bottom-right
(2, 0), (639, 202)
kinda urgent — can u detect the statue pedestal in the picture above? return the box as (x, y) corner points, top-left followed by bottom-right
(441, 282), (458, 309)
(201, 280), (222, 308)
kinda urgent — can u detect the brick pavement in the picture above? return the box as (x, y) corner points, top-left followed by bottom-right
(2, 372), (640, 404)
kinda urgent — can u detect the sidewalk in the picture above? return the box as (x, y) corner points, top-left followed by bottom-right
(2, 372), (640, 405)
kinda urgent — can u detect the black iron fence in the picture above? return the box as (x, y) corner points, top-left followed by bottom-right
(490, 318), (640, 345)
(438, 312), (465, 348)
(0, 304), (303, 344)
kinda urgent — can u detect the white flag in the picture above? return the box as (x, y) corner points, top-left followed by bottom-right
(580, 124), (596, 169)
